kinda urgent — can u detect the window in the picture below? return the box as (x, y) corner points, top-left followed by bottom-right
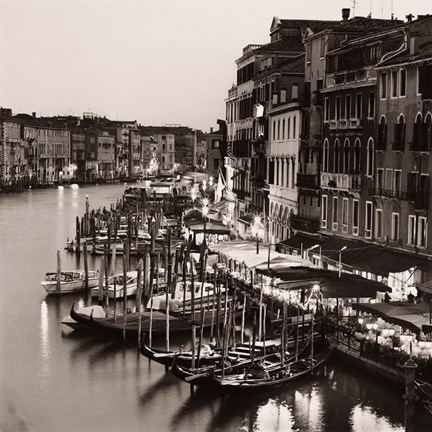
(355, 93), (362, 119)
(324, 98), (330, 122)
(418, 64), (432, 96)
(214, 158), (219, 170)
(353, 138), (361, 173)
(291, 158), (295, 187)
(334, 139), (340, 173)
(213, 140), (219, 149)
(306, 43), (312, 63)
(368, 92), (375, 118)
(320, 38), (325, 58)
(292, 83), (299, 100)
(366, 138), (374, 176)
(408, 215), (416, 245)
(293, 116), (296, 139)
(287, 118), (291, 139)
(385, 168), (393, 192)
(394, 115), (406, 151)
(343, 139), (350, 173)
(353, 200), (359, 234)
(277, 120), (281, 140)
(380, 73), (387, 99)
(365, 201), (373, 238)
(322, 195), (328, 225)
(280, 89), (287, 104)
(375, 209), (383, 238)
(332, 196), (338, 226)
(400, 69), (406, 96)
(345, 95), (352, 120)
(418, 217), (427, 247)
(391, 70), (398, 97)
(336, 96), (341, 120)
(376, 168), (384, 191)
(377, 116), (387, 149)
(342, 198), (348, 225)
(273, 120), (276, 141)
(394, 170), (402, 197)
(282, 119), (285, 139)
(323, 139), (329, 172)
(391, 213), (400, 241)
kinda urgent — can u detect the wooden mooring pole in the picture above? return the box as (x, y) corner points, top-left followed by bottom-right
(404, 358), (417, 432)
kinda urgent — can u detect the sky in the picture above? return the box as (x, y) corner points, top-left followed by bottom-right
(0, 0), (430, 132)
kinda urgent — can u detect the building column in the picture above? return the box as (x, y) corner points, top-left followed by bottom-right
(278, 158), (283, 186)
(283, 158), (288, 188)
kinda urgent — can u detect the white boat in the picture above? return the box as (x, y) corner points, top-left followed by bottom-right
(147, 280), (226, 311)
(90, 271), (139, 299)
(61, 305), (106, 330)
(41, 270), (100, 295)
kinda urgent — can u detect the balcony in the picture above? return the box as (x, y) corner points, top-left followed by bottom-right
(326, 67), (376, 88)
(369, 187), (405, 200)
(407, 190), (429, 210)
(296, 173), (319, 189)
(290, 214), (320, 233)
(321, 172), (361, 191)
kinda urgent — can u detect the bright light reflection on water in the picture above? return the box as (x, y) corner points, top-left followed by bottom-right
(247, 399), (295, 432)
(39, 300), (50, 383)
(350, 405), (404, 432)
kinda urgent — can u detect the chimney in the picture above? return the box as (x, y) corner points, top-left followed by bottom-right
(342, 8), (350, 21)
(32, 112), (36, 118)
(210, 127), (213, 133)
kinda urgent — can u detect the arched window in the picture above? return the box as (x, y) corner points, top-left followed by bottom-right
(366, 138), (374, 176)
(424, 112), (432, 151)
(334, 139), (340, 173)
(343, 138), (350, 173)
(377, 116), (387, 150)
(393, 114), (405, 151)
(353, 138), (361, 173)
(323, 139), (329, 172)
(413, 113), (423, 151)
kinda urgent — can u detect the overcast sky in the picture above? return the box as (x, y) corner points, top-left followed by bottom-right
(0, 0), (430, 131)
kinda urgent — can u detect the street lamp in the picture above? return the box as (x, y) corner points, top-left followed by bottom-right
(309, 243), (321, 267)
(251, 215), (263, 254)
(339, 246), (347, 278)
(202, 200), (209, 243)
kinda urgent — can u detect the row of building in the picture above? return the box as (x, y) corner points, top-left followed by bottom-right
(217, 9), (432, 299)
(0, 110), (213, 187)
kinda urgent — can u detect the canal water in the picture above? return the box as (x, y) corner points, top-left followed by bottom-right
(0, 184), (430, 432)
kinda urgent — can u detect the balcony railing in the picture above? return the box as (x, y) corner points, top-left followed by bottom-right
(296, 173), (319, 189)
(369, 188), (405, 199)
(321, 172), (361, 191)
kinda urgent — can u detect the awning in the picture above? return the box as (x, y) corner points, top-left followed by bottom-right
(352, 301), (432, 334)
(211, 199), (231, 212)
(238, 214), (255, 226)
(277, 233), (325, 252)
(318, 236), (432, 276)
(186, 220), (230, 235)
(266, 267), (390, 298)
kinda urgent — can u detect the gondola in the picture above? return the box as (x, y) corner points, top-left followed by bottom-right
(140, 340), (223, 368)
(415, 379), (432, 415)
(172, 339), (331, 393)
(69, 303), (240, 339)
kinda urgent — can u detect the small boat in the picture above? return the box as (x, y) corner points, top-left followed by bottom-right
(147, 280), (226, 311)
(172, 339), (331, 393)
(69, 302), (240, 339)
(140, 341), (223, 368)
(90, 271), (139, 299)
(40, 270), (99, 295)
(61, 305), (106, 330)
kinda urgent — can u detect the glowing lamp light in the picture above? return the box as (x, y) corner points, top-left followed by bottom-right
(202, 206), (209, 217)
(254, 216), (261, 225)
(372, 323), (378, 331)
(209, 176), (214, 186)
(366, 323), (373, 330)
(358, 318), (364, 325)
(202, 198), (209, 207)
(312, 283), (320, 292)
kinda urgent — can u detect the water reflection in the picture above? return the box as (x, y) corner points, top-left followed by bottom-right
(252, 399), (295, 432)
(39, 300), (50, 382)
(350, 405), (404, 432)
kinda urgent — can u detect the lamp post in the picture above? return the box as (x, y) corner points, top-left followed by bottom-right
(309, 243), (321, 267)
(339, 246), (347, 278)
(202, 198), (209, 242)
(251, 215), (263, 254)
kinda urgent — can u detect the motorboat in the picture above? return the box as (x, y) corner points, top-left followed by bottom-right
(90, 271), (139, 299)
(40, 270), (99, 295)
(146, 280), (226, 311)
